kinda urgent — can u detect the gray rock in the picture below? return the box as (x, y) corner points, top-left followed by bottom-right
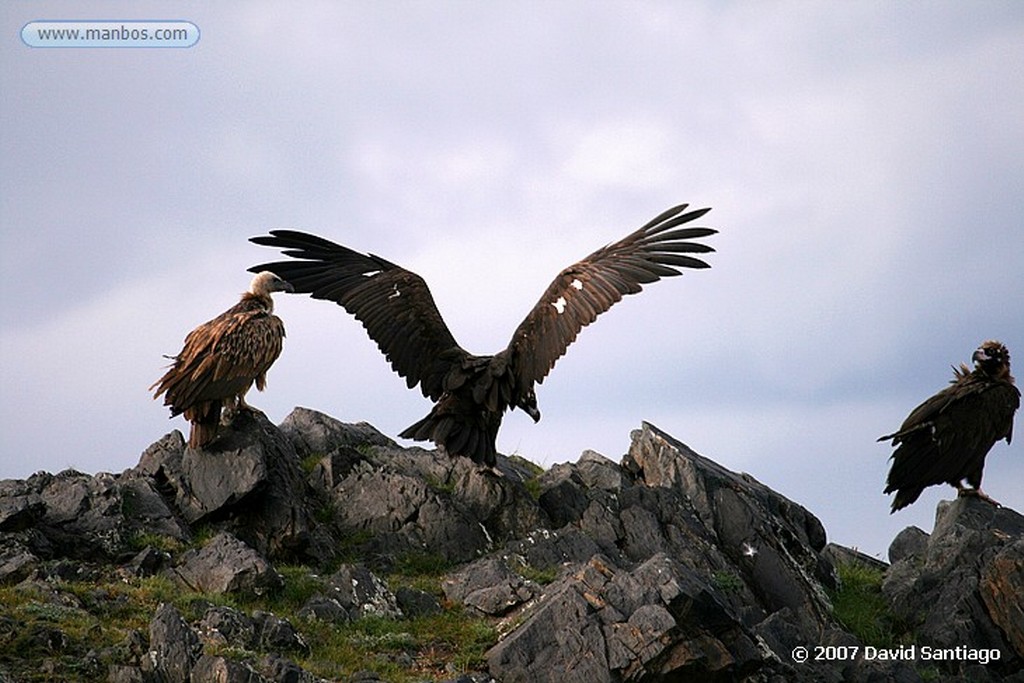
(325, 437), (544, 565)
(883, 497), (1024, 675)
(278, 407), (397, 458)
(197, 605), (256, 648)
(0, 480), (45, 532)
(487, 553), (762, 682)
(442, 557), (539, 616)
(121, 546), (171, 578)
(312, 564), (401, 620)
(144, 603), (201, 683)
(395, 586), (442, 617)
(169, 531), (283, 595)
(575, 449), (623, 490)
(887, 525), (929, 564)
(134, 411), (330, 564)
(0, 539), (38, 584)
(253, 610), (308, 653)
(296, 594), (350, 624)
(191, 654), (270, 683)
(980, 538), (1024, 661)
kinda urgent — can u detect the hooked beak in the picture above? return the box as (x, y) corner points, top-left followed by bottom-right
(525, 405), (541, 423)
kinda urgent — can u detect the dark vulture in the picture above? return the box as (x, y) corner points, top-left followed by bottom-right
(879, 340), (1020, 512)
(151, 271), (293, 448)
(249, 203), (716, 466)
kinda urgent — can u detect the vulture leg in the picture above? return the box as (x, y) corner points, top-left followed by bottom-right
(955, 484), (1001, 507)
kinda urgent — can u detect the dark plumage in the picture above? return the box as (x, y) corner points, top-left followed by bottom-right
(880, 340), (1019, 512)
(249, 203), (716, 466)
(151, 271), (293, 448)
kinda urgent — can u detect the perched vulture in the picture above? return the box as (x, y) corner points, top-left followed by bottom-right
(879, 340), (1019, 513)
(151, 271), (293, 448)
(249, 203), (716, 466)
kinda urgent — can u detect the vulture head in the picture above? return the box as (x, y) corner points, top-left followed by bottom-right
(250, 271), (294, 297)
(517, 388), (541, 423)
(973, 340), (1011, 380)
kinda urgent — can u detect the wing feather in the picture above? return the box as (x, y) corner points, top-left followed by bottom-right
(507, 203), (715, 388)
(249, 230), (464, 400)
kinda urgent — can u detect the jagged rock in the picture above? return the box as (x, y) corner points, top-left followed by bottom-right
(144, 603), (202, 683)
(169, 531), (283, 595)
(883, 498), (1024, 675)
(134, 411), (331, 564)
(198, 605), (256, 648)
(302, 564), (402, 622)
(395, 586), (442, 617)
(487, 553), (761, 682)
(442, 557), (540, 616)
(253, 610), (309, 653)
(0, 481), (45, 532)
(297, 594), (351, 625)
(121, 546), (172, 578)
(1, 468), (188, 561)
(0, 539), (38, 584)
(980, 539), (1024, 660)
(197, 605), (308, 655)
(192, 654), (270, 683)
(5, 407), (1024, 682)
(464, 422), (891, 681)
(279, 407), (398, 457)
(289, 408), (546, 564)
(888, 525), (929, 563)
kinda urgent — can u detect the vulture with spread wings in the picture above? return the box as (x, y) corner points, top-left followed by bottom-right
(880, 340), (1019, 512)
(151, 271), (293, 448)
(249, 203), (716, 466)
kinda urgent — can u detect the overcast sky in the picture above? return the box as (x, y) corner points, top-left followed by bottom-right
(2, 1), (1022, 559)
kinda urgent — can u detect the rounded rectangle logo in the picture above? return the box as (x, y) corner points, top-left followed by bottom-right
(21, 20), (200, 48)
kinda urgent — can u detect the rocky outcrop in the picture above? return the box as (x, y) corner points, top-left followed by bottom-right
(883, 498), (1024, 678)
(1, 407), (1022, 682)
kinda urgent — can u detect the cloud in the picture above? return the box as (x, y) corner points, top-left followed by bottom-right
(2, 2), (1022, 558)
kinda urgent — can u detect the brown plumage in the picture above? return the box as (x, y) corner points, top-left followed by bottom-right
(151, 271), (292, 448)
(249, 203), (716, 466)
(880, 340), (1020, 512)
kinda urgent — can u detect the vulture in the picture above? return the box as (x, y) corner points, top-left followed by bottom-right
(249, 203), (716, 466)
(880, 340), (1020, 513)
(151, 271), (293, 448)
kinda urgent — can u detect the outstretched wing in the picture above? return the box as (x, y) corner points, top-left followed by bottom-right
(507, 203), (716, 388)
(249, 230), (465, 400)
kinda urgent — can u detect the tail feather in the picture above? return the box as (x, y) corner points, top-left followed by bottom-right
(887, 486), (924, 513)
(185, 401), (222, 449)
(400, 411), (497, 466)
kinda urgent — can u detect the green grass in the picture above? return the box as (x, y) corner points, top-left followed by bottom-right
(0, 560), (496, 682)
(829, 562), (912, 649)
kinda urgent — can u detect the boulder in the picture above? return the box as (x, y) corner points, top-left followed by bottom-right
(290, 408), (547, 565)
(144, 603), (202, 683)
(133, 411), (331, 564)
(442, 556), (540, 616)
(0, 480), (45, 532)
(169, 531), (283, 596)
(883, 497), (1024, 675)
